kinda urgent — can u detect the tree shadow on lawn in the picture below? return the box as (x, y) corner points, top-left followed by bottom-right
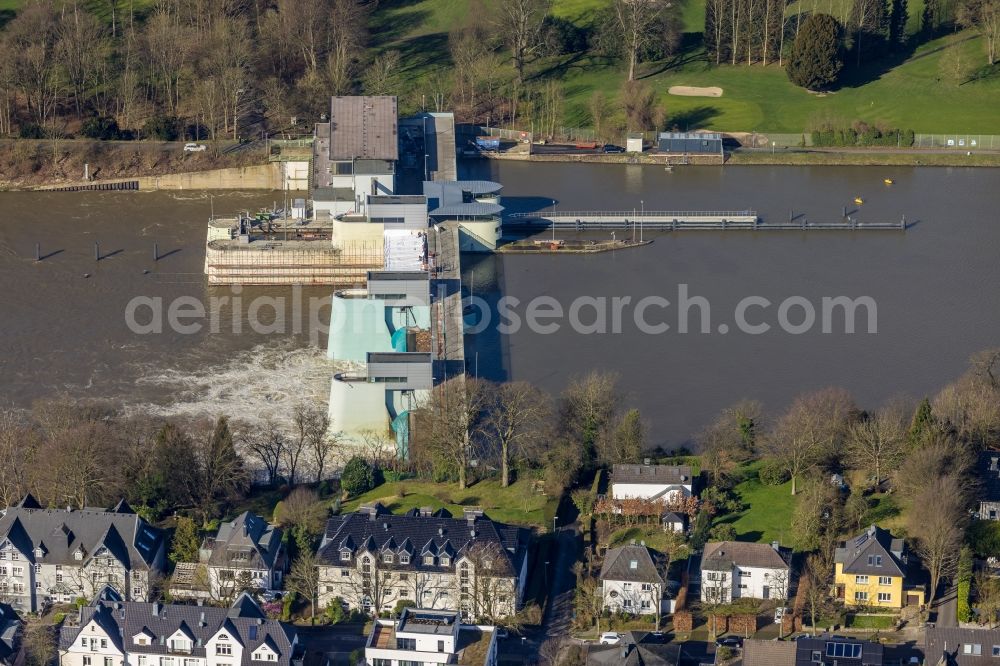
(395, 32), (453, 74)
(665, 105), (720, 131)
(369, 7), (434, 49)
(638, 34), (708, 79)
(530, 52), (617, 83)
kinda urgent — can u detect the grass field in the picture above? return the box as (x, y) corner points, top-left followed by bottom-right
(368, 0), (1000, 133)
(341, 477), (558, 528)
(717, 461), (798, 545)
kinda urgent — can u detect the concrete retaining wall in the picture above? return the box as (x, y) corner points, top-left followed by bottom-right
(137, 164), (283, 190)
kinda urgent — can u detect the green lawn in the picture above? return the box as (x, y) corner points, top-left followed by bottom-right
(845, 613), (897, 629)
(341, 477), (558, 528)
(368, 0), (1000, 133)
(718, 461), (798, 546)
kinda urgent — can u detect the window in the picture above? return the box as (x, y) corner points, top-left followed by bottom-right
(216, 644), (233, 656)
(12, 567), (22, 576)
(75, 551), (83, 561)
(399, 574), (408, 581)
(854, 591), (868, 602)
(424, 555), (435, 565)
(10, 553), (17, 561)
(992, 646), (1000, 657)
(641, 600), (651, 610)
(739, 571), (752, 578)
(400, 590), (408, 597)
(399, 554), (410, 564)
(161, 658), (174, 666)
(878, 592), (892, 603)
(964, 644), (982, 656)
(629, 560), (638, 570)
(133, 587), (142, 597)
(641, 583), (652, 591)
(138, 657), (146, 666)
(0, 553), (5, 560)
(101, 640), (107, 649)
(34, 582), (40, 589)
(382, 552), (393, 564)
(105, 658), (113, 666)
(56, 574), (63, 582)
(739, 584), (749, 590)
(34, 564), (40, 573)
(12, 583), (23, 593)
(623, 599), (633, 608)
(84, 658), (91, 666)
(826, 643), (862, 658)
(440, 556), (450, 566)
(878, 576), (892, 586)
(623, 583), (632, 590)
(81, 638), (88, 648)
(340, 570), (350, 577)
(855, 575), (869, 585)
(437, 641), (445, 653)
(340, 551), (350, 562)
(811, 651), (822, 663)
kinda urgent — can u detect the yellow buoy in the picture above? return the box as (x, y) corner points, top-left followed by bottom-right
(884, 178), (894, 185)
(854, 197), (864, 205)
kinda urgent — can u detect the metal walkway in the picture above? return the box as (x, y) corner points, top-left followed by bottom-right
(505, 210), (907, 232)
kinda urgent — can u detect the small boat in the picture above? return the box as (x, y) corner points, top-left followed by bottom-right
(883, 178), (894, 185)
(854, 197), (864, 205)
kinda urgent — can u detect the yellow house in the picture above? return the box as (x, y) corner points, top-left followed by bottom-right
(833, 525), (925, 610)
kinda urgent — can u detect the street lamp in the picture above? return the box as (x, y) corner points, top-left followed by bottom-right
(640, 199), (644, 242)
(553, 515), (558, 533)
(551, 199), (557, 241)
(772, 141), (776, 155)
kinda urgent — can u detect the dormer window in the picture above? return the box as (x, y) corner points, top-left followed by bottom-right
(382, 552), (393, 564)
(423, 555), (435, 565)
(340, 551), (350, 562)
(75, 550), (83, 561)
(34, 548), (43, 558)
(440, 556), (450, 567)
(399, 554), (410, 564)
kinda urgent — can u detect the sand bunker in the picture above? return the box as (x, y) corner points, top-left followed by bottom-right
(668, 86), (724, 97)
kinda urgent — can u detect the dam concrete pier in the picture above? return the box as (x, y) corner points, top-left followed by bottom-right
(506, 210), (907, 232)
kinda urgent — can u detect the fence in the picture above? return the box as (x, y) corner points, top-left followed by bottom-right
(913, 134), (1000, 149)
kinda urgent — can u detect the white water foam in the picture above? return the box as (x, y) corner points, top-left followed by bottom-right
(130, 342), (345, 429)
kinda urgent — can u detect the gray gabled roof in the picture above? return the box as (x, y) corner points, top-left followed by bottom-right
(317, 504), (527, 577)
(702, 541), (790, 571)
(834, 525), (907, 577)
(742, 639), (796, 666)
(925, 626), (1000, 665)
(60, 593), (297, 666)
(204, 512), (282, 571)
(0, 499), (162, 570)
(600, 544), (664, 584)
(612, 464), (693, 486)
(0, 603), (21, 665)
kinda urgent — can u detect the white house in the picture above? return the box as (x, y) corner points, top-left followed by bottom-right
(364, 608), (497, 666)
(611, 464), (694, 504)
(599, 544), (669, 616)
(58, 589), (299, 666)
(170, 512), (285, 603)
(700, 541), (791, 604)
(0, 496), (165, 612)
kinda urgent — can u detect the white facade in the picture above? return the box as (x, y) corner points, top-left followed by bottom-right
(364, 610), (497, 666)
(611, 481), (693, 503)
(601, 578), (666, 615)
(701, 564), (789, 604)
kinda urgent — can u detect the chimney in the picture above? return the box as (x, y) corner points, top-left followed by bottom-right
(152, 602), (160, 617)
(771, 541), (781, 552)
(991, 456), (998, 472)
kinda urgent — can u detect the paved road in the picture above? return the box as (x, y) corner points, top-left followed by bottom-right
(931, 585), (958, 628)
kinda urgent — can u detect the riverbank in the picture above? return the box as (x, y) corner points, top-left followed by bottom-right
(0, 139), (267, 190)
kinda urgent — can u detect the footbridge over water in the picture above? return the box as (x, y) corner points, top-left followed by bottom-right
(505, 210), (908, 232)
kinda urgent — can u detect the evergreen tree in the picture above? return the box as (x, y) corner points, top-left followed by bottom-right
(340, 457), (377, 497)
(889, 0), (909, 48)
(787, 13), (844, 90)
(170, 516), (201, 564)
(908, 397), (935, 445)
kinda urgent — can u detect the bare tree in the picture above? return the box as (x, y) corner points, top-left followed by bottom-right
(764, 388), (857, 495)
(959, 0), (1000, 64)
(560, 371), (620, 466)
(699, 400), (761, 486)
(480, 381), (549, 487)
(0, 408), (35, 506)
(285, 404), (329, 486)
(421, 379), (489, 490)
(846, 407), (906, 489)
(362, 50), (402, 95)
(909, 473), (970, 611)
(610, 0), (667, 81)
(492, 0), (550, 84)
(803, 551), (833, 634)
(287, 550), (322, 623)
(240, 420), (286, 485)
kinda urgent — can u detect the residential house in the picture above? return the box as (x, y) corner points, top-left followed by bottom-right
(834, 525), (924, 609)
(585, 633), (681, 666)
(741, 639), (796, 666)
(610, 464), (693, 504)
(316, 504), (529, 620)
(364, 607), (497, 666)
(0, 603), (22, 666)
(599, 544), (669, 616)
(793, 635), (884, 665)
(0, 496), (165, 612)
(171, 513), (285, 602)
(975, 451), (1000, 520)
(925, 626), (1000, 664)
(661, 513), (686, 534)
(58, 589), (300, 666)
(700, 541), (791, 604)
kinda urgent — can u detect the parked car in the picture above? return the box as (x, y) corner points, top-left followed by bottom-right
(715, 636), (743, 649)
(602, 144), (626, 153)
(184, 142), (207, 152)
(599, 632), (622, 645)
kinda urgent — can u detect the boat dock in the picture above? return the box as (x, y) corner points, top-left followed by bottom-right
(505, 210), (908, 232)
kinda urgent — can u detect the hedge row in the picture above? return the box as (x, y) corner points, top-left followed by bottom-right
(957, 546), (973, 623)
(811, 125), (915, 148)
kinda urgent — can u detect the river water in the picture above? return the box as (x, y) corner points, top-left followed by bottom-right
(1, 163), (999, 445)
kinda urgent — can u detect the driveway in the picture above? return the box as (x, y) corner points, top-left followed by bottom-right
(931, 585), (958, 628)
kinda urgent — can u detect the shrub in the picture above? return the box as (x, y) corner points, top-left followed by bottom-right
(758, 461), (791, 486)
(142, 115), (180, 141)
(710, 523), (738, 541)
(324, 598), (347, 625)
(81, 117), (121, 140)
(957, 546), (973, 623)
(19, 123), (45, 139)
(341, 457), (377, 497)
(393, 599), (416, 615)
